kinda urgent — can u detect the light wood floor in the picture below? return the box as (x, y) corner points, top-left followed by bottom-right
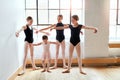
(15, 66), (120, 80)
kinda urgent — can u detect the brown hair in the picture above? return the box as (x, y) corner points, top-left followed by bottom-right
(72, 15), (79, 21)
(26, 16), (33, 21)
(58, 14), (63, 18)
(42, 35), (48, 40)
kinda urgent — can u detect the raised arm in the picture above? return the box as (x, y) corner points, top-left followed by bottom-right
(82, 26), (98, 33)
(33, 42), (42, 46)
(15, 26), (27, 37)
(51, 24), (69, 31)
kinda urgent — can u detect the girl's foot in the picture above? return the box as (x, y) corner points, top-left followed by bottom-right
(41, 69), (46, 72)
(47, 70), (51, 73)
(50, 66), (57, 69)
(18, 71), (25, 76)
(33, 67), (40, 70)
(62, 70), (70, 73)
(63, 65), (68, 69)
(80, 71), (86, 75)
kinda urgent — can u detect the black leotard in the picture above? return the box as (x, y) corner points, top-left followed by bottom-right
(56, 23), (65, 43)
(24, 25), (33, 43)
(69, 24), (83, 46)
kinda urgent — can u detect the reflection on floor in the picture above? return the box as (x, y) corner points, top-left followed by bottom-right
(15, 67), (120, 80)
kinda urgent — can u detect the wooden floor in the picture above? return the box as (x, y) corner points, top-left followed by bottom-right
(15, 66), (120, 80)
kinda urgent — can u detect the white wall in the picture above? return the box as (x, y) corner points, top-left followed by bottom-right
(0, 0), (25, 80)
(84, 0), (109, 58)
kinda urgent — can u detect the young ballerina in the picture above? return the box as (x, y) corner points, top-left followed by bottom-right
(36, 15), (67, 69)
(33, 35), (58, 72)
(51, 15), (98, 74)
(15, 16), (49, 75)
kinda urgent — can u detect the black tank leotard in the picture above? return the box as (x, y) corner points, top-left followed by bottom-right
(69, 24), (83, 46)
(56, 23), (65, 43)
(24, 25), (33, 43)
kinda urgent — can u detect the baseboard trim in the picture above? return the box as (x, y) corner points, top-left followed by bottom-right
(26, 57), (117, 65)
(8, 66), (22, 80)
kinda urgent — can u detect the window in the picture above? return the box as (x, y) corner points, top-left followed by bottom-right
(25, 0), (84, 25)
(25, 0), (84, 42)
(109, 0), (120, 41)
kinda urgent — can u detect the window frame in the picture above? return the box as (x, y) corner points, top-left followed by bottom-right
(117, 0), (120, 25)
(25, 0), (83, 26)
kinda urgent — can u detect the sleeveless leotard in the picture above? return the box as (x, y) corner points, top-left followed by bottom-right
(56, 23), (65, 43)
(24, 25), (33, 43)
(69, 24), (83, 46)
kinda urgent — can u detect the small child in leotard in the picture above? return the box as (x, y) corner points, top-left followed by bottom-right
(51, 15), (98, 75)
(36, 15), (83, 69)
(33, 35), (58, 72)
(15, 16), (49, 75)
(36, 15), (67, 69)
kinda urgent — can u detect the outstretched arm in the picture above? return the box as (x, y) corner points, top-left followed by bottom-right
(50, 42), (59, 45)
(39, 31), (50, 35)
(36, 24), (56, 33)
(35, 24), (56, 35)
(40, 24), (56, 31)
(33, 42), (42, 46)
(15, 26), (27, 37)
(50, 24), (69, 31)
(32, 26), (38, 31)
(82, 26), (98, 33)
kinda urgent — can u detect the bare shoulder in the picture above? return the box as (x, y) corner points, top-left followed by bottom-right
(22, 25), (27, 29)
(22, 25), (27, 30)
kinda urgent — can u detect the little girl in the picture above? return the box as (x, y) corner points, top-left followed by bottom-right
(15, 16), (49, 75)
(36, 15), (67, 69)
(33, 35), (58, 72)
(51, 15), (98, 74)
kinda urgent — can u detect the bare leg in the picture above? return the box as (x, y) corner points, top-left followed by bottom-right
(29, 43), (39, 70)
(75, 43), (86, 75)
(61, 40), (67, 68)
(18, 42), (28, 76)
(47, 59), (51, 73)
(52, 41), (60, 69)
(62, 43), (74, 73)
(41, 60), (46, 72)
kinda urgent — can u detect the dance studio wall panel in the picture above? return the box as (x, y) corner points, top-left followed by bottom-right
(84, 0), (109, 58)
(0, 0), (25, 80)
